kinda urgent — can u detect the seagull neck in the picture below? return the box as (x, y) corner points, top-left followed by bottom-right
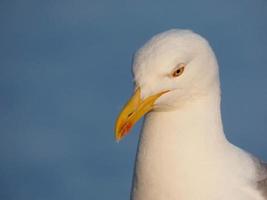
(131, 88), (232, 199)
(131, 88), (233, 199)
(141, 88), (228, 149)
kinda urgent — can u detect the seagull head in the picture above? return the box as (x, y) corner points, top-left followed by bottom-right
(115, 29), (220, 141)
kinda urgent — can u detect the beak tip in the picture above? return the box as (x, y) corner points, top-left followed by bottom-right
(115, 139), (121, 143)
(114, 132), (122, 142)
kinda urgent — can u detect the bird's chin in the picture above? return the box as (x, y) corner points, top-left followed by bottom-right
(153, 95), (192, 112)
(152, 91), (184, 112)
(152, 103), (180, 112)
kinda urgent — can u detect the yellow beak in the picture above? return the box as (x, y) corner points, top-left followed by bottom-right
(115, 87), (168, 141)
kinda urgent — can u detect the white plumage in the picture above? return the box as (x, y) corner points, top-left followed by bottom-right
(116, 29), (267, 200)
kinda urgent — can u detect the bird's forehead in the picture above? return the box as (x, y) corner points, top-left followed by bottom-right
(133, 47), (185, 76)
(131, 29), (211, 87)
(133, 37), (195, 80)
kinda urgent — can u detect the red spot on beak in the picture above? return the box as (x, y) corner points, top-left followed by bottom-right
(120, 122), (133, 138)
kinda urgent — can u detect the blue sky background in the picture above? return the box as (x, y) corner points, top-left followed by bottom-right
(0, 0), (266, 199)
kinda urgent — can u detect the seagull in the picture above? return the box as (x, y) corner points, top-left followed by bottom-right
(114, 29), (267, 200)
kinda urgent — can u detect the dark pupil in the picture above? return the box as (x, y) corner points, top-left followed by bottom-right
(176, 69), (181, 74)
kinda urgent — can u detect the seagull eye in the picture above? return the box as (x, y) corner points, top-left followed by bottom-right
(172, 63), (185, 77)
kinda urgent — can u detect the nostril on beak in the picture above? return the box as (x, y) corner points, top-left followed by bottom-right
(128, 112), (134, 118)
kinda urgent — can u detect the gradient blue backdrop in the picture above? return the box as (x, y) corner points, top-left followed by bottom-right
(0, 0), (266, 199)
